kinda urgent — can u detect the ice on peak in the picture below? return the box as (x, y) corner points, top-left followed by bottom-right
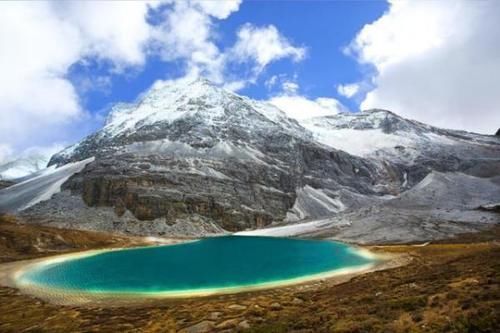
(101, 78), (231, 136)
(301, 110), (443, 158)
(101, 76), (306, 139)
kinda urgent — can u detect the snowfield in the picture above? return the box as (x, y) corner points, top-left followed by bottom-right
(235, 217), (346, 237)
(0, 158), (94, 212)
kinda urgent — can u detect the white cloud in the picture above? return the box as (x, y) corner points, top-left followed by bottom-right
(154, 2), (224, 81)
(349, 0), (500, 134)
(0, 1), (158, 156)
(58, 1), (155, 68)
(337, 83), (359, 98)
(154, 0), (305, 94)
(264, 73), (296, 91)
(192, 0), (241, 19)
(231, 24), (306, 74)
(0, 144), (13, 165)
(0, 143), (64, 166)
(270, 95), (345, 121)
(268, 81), (346, 121)
(265, 75), (279, 89)
(282, 81), (299, 95)
(153, 9), (305, 89)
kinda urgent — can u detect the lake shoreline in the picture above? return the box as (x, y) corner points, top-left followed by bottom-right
(0, 237), (408, 307)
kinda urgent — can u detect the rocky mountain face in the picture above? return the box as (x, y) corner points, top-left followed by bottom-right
(3, 78), (499, 240)
(32, 79), (398, 235)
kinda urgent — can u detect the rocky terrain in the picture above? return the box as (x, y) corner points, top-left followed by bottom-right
(242, 171), (500, 243)
(0, 78), (498, 242)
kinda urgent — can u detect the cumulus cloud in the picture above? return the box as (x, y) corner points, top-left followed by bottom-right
(154, 1), (226, 82)
(348, 0), (500, 134)
(153, 2), (306, 87)
(270, 96), (345, 121)
(0, 1), (157, 162)
(231, 24), (306, 74)
(282, 81), (300, 95)
(0, 145), (13, 165)
(337, 83), (360, 98)
(152, 7), (305, 89)
(268, 81), (346, 121)
(192, 0), (241, 19)
(58, 1), (155, 67)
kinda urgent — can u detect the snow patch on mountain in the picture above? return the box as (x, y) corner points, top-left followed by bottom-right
(236, 217), (347, 237)
(301, 110), (461, 160)
(52, 78), (310, 166)
(0, 157), (94, 212)
(305, 127), (418, 157)
(124, 139), (270, 165)
(286, 185), (346, 221)
(102, 78), (303, 139)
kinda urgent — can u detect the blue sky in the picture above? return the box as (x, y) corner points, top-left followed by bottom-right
(228, 1), (386, 103)
(1, 0), (499, 163)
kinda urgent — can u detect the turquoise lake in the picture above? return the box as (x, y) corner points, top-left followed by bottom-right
(19, 236), (376, 295)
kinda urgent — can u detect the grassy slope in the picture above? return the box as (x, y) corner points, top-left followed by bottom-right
(0, 215), (498, 333)
(0, 215), (139, 263)
(249, 242), (499, 333)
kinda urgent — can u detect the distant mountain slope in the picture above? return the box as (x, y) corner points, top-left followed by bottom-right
(242, 172), (500, 243)
(303, 109), (500, 186)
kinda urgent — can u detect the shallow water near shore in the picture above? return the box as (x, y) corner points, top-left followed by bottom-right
(17, 236), (377, 296)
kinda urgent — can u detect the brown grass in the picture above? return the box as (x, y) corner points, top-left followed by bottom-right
(0, 214), (145, 263)
(0, 216), (498, 333)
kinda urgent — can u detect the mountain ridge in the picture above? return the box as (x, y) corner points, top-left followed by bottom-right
(1, 78), (499, 242)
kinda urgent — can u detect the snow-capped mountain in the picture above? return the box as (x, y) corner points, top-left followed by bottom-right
(50, 78), (309, 166)
(302, 109), (442, 158)
(302, 109), (500, 186)
(30, 79), (395, 235)
(303, 109), (498, 161)
(2, 78), (499, 242)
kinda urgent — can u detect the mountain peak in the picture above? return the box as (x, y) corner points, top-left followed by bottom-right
(363, 108), (395, 114)
(190, 76), (216, 85)
(53, 76), (308, 166)
(102, 77), (236, 136)
(147, 76), (223, 96)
